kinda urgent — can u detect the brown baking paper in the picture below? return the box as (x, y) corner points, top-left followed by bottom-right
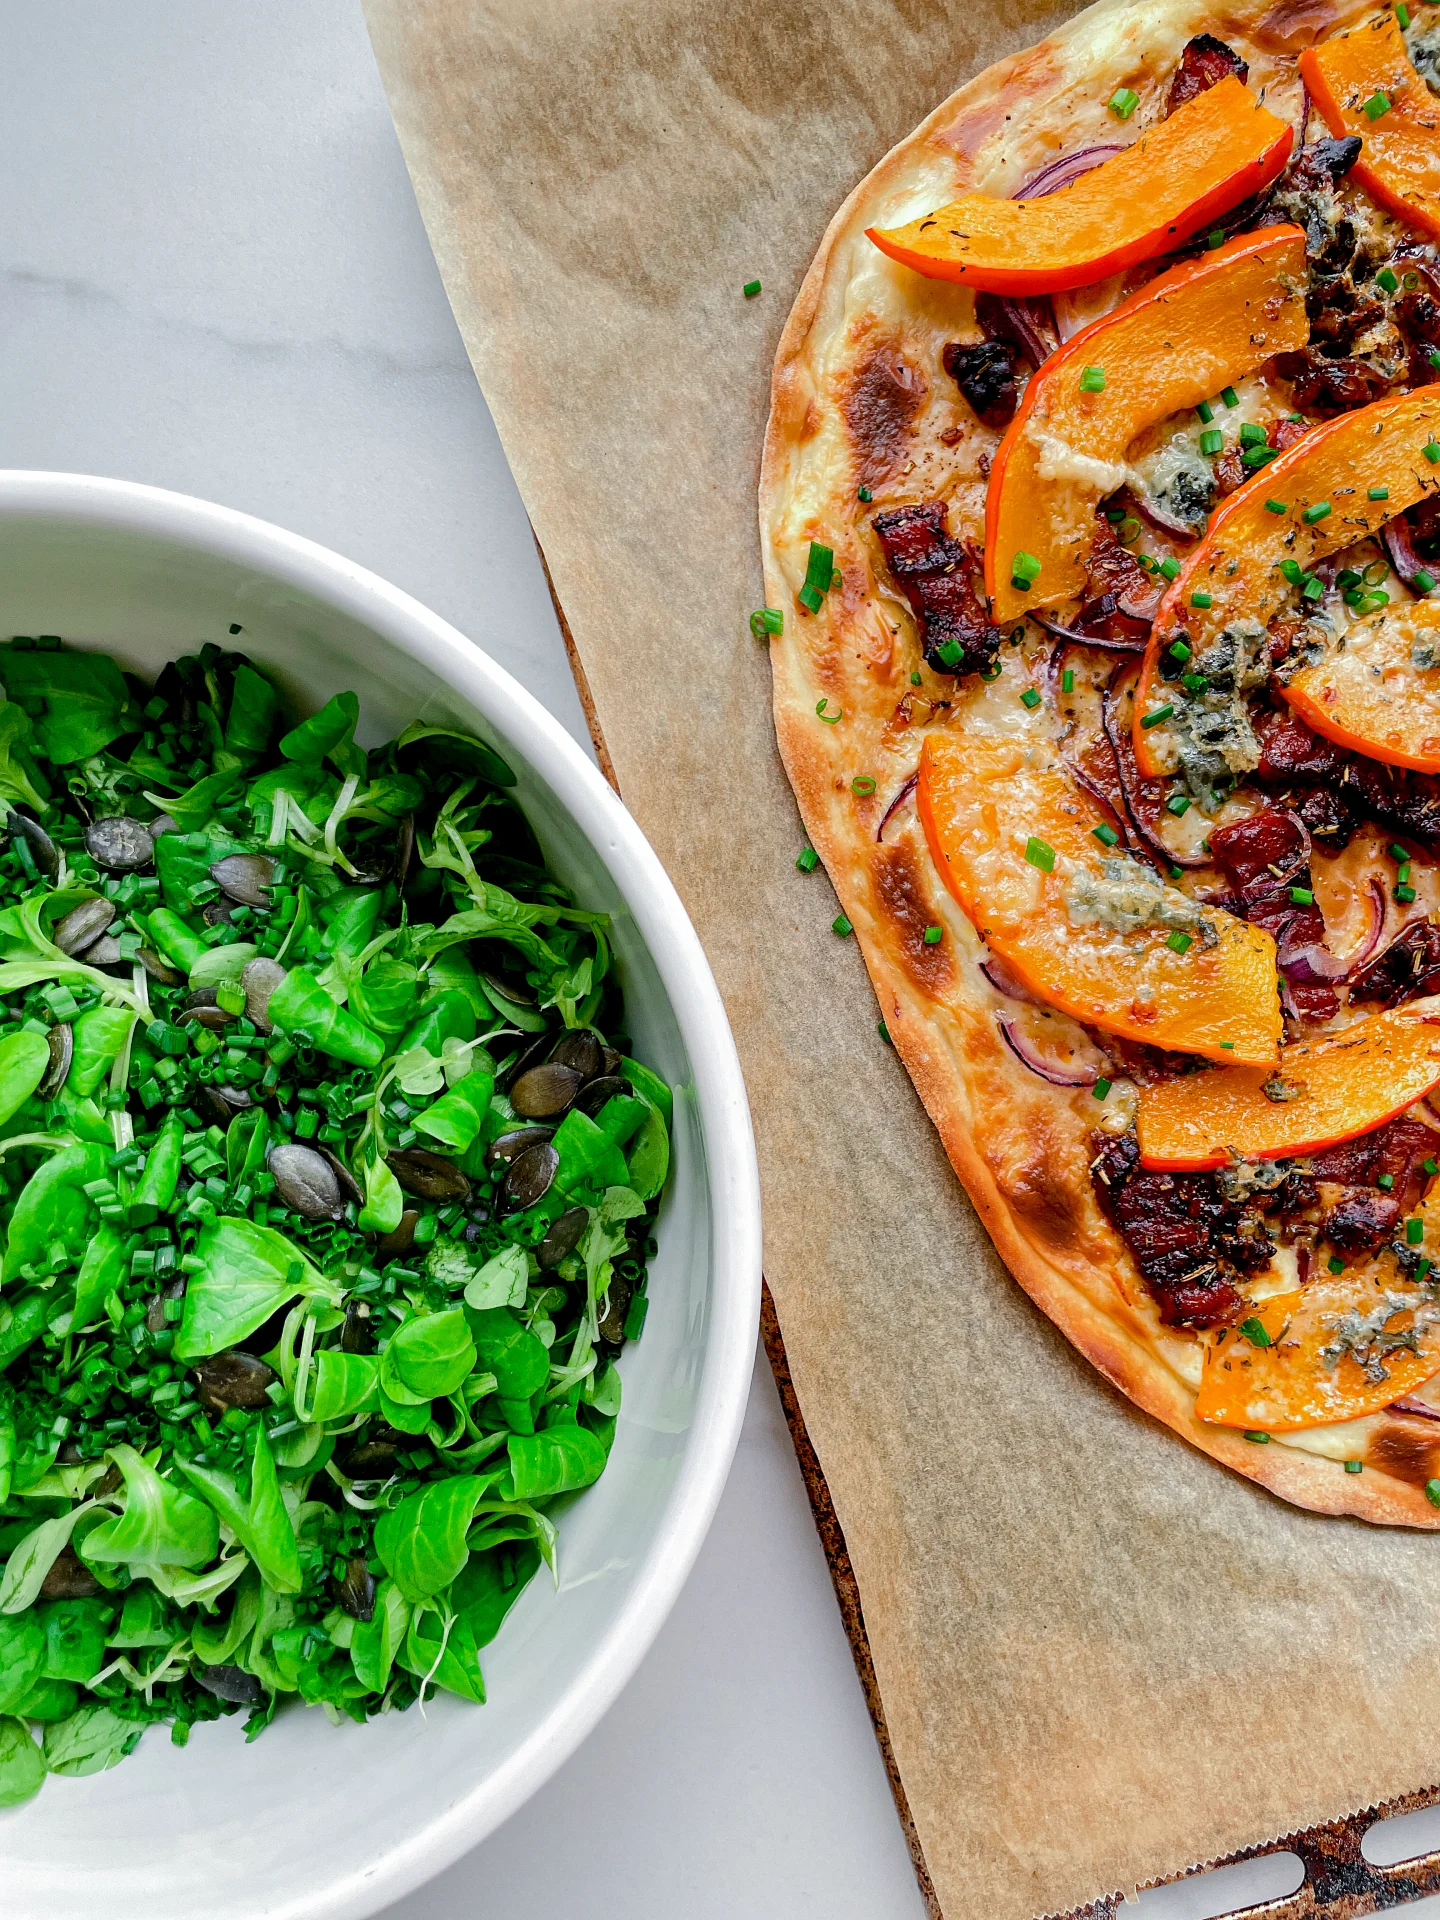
(362, 4), (1440, 1913)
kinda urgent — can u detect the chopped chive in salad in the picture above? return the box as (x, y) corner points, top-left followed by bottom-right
(0, 636), (673, 1804)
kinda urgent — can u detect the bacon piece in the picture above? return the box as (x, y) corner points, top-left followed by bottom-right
(1350, 920), (1440, 1007)
(1084, 518), (1160, 625)
(1167, 34), (1249, 113)
(1344, 758), (1440, 847)
(1255, 710), (1348, 784)
(1271, 349), (1391, 416)
(1091, 1131), (1255, 1328)
(871, 503), (1003, 677)
(942, 341), (1017, 429)
(1317, 1182), (1401, 1254)
(1209, 808), (1309, 895)
(1268, 416), (1311, 453)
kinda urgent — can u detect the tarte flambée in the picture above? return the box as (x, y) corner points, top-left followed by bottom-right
(761, 0), (1440, 1523)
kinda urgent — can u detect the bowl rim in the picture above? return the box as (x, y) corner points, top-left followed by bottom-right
(0, 469), (763, 1919)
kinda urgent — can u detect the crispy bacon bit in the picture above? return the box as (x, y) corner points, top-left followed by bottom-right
(1271, 349), (1392, 415)
(1344, 758), (1440, 847)
(871, 503), (1002, 678)
(1351, 920), (1440, 1007)
(1166, 34), (1248, 113)
(1090, 1131), (1257, 1328)
(1268, 417), (1310, 454)
(1255, 710), (1348, 784)
(1084, 517), (1160, 625)
(1316, 1182), (1401, 1255)
(1209, 809), (1309, 895)
(942, 341), (1017, 429)
(1308, 1116), (1440, 1195)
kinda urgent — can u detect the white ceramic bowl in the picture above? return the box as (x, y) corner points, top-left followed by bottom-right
(0, 472), (761, 1920)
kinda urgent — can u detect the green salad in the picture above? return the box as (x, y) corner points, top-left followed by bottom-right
(0, 634), (670, 1806)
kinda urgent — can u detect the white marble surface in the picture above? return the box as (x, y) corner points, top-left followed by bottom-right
(0, 5), (926, 1917)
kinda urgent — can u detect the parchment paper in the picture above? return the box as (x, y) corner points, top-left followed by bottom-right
(362, 3), (1440, 1912)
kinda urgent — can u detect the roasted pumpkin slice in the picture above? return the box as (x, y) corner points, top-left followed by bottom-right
(918, 732), (1280, 1064)
(1302, 13), (1440, 240)
(985, 227), (1309, 621)
(1195, 1221), (1440, 1433)
(1133, 388), (1440, 779)
(865, 79), (1293, 294)
(1282, 599), (1440, 771)
(1137, 1000), (1440, 1170)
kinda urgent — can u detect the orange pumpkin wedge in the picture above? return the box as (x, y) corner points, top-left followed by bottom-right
(1136, 1000), (1440, 1170)
(1195, 1199), (1440, 1433)
(917, 732), (1280, 1064)
(1133, 388), (1440, 778)
(1282, 600), (1440, 771)
(985, 227), (1309, 621)
(865, 79), (1294, 294)
(1301, 13), (1440, 240)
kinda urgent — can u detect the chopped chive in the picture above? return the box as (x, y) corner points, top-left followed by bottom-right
(1409, 1218), (1426, 1245)
(1265, 498), (1288, 514)
(1377, 266), (1400, 293)
(1221, 386), (1238, 408)
(877, 1019), (890, 1043)
(935, 637), (964, 668)
(1166, 794), (1191, 817)
(750, 607), (784, 637)
(1239, 422), (1267, 448)
(1302, 500), (1331, 525)
(815, 698), (842, 723)
(1425, 1158), (1438, 1176)
(1092, 822), (1120, 847)
(1207, 229), (1225, 249)
(851, 775), (877, 796)
(1302, 576), (1325, 601)
(1289, 886), (1314, 905)
(1380, 1176), (1398, 1196)
(798, 585), (823, 612)
(1363, 90), (1391, 120)
(1431, 350), (1440, 371)
(1242, 445), (1279, 469)
(923, 925), (943, 944)
(1417, 568), (1438, 594)
(1159, 557), (1181, 581)
(1197, 401), (1214, 425)
(1079, 366), (1106, 393)
(1190, 590), (1213, 609)
(1392, 843), (1412, 861)
(1426, 442), (1440, 464)
(1421, 1257), (1434, 1281)
(1239, 1316), (1271, 1348)
(1329, 1255), (1346, 1274)
(1397, 884), (1417, 902)
(1169, 639), (1192, 661)
(1020, 687), (1042, 710)
(1024, 836), (1056, 872)
(1220, 1041), (1235, 1050)
(1428, 1479), (1440, 1509)
(1370, 485), (1391, 500)
(1092, 1076), (1112, 1100)
(743, 279), (762, 297)
(796, 847), (819, 872)
(857, 485), (872, 502)
(1399, 0), (1411, 24)
(1200, 428), (1224, 456)
(1141, 705), (1174, 728)
(1108, 86), (1140, 120)
(1245, 1431), (1271, 1444)
(910, 670), (922, 686)
(832, 914), (853, 936)
(1344, 1459), (1363, 1474)
(1062, 668), (1075, 693)
(1165, 930), (1192, 954)
(1169, 864), (1184, 879)
(1011, 550), (1042, 585)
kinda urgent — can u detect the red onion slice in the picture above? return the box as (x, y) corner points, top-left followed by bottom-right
(1123, 485), (1201, 545)
(1029, 611), (1146, 653)
(980, 952), (1044, 1005)
(1381, 515), (1427, 592)
(998, 1015), (1099, 1086)
(1284, 875), (1386, 983)
(991, 296), (1057, 370)
(876, 773), (917, 844)
(1100, 661), (1210, 870)
(1389, 1395), (1440, 1422)
(1015, 144), (1126, 200)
